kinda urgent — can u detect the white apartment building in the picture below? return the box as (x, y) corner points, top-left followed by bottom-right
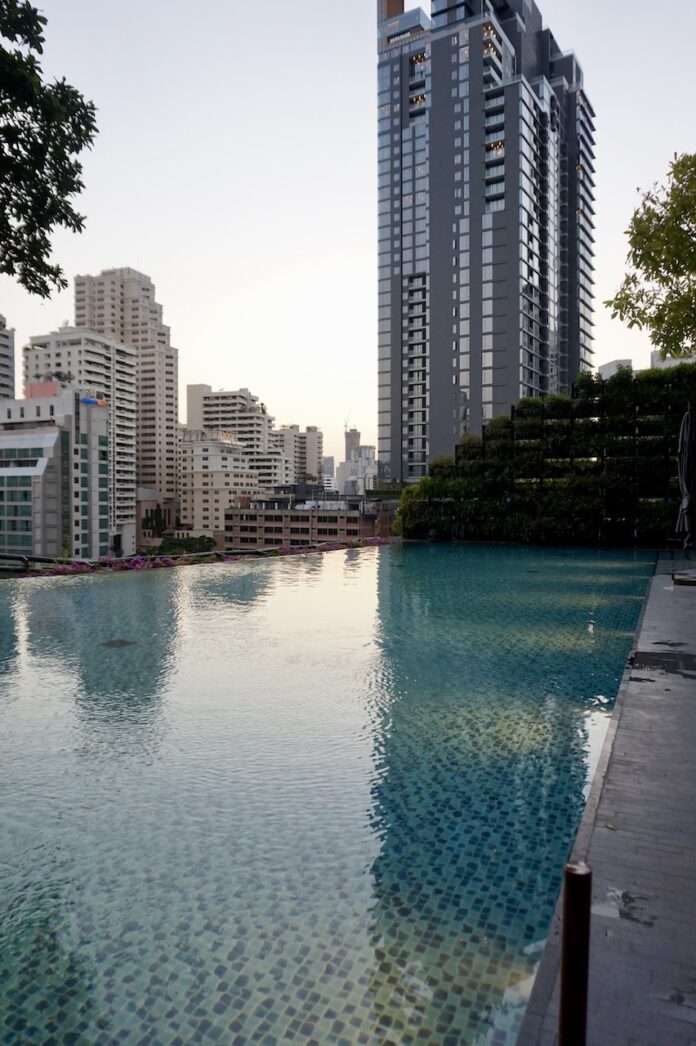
(299, 426), (323, 482)
(25, 328), (137, 555)
(179, 429), (260, 536)
(186, 384), (294, 489)
(0, 316), (14, 400)
(272, 426), (323, 484)
(0, 387), (110, 560)
(187, 385), (265, 431)
(273, 425), (300, 480)
(74, 268), (178, 504)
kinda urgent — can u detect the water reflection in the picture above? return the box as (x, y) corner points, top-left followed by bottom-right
(0, 548), (653, 1045)
(363, 545), (649, 1042)
(183, 561), (273, 614)
(0, 595), (17, 678)
(22, 573), (180, 759)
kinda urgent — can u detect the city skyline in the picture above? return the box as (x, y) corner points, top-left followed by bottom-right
(0, 0), (695, 464)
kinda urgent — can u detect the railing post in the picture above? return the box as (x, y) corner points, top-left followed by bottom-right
(559, 860), (592, 1046)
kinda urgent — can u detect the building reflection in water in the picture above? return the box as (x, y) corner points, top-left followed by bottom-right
(363, 545), (617, 1042)
(180, 560), (273, 615)
(0, 591), (18, 678)
(23, 571), (181, 759)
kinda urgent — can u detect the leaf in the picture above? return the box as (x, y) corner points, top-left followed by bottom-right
(0, 3), (97, 296)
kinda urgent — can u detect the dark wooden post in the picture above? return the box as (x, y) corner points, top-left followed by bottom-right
(559, 860), (592, 1046)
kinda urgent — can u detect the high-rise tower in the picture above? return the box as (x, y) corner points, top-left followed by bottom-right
(377, 0), (594, 482)
(0, 316), (15, 399)
(25, 327), (138, 555)
(74, 268), (178, 501)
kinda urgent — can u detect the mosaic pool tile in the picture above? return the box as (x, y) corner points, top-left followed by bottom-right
(0, 546), (654, 1043)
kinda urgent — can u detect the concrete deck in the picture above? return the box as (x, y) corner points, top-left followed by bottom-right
(518, 575), (696, 1046)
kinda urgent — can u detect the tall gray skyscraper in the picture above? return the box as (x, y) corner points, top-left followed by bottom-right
(377, 0), (595, 482)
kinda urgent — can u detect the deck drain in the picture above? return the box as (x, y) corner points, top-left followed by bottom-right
(101, 639), (137, 649)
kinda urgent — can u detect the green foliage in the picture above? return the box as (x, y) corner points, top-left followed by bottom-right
(0, 1), (98, 296)
(456, 433), (483, 459)
(158, 535), (216, 555)
(429, 452), (455, 476)
(605, 153), (696, 359)
(398, 364), (696, 547)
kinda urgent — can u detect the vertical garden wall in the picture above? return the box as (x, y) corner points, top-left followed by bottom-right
(397, 364), (696, 546)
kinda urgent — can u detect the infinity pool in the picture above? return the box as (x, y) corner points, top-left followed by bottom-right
(0, 545), (654, 1044)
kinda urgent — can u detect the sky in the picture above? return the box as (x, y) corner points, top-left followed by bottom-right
(1, 0), (695, 464)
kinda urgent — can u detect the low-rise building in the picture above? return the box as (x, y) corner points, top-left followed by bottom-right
(178, 429), (259, 538)
(0, 386), (110, 560)
(225, 499), (383, 550)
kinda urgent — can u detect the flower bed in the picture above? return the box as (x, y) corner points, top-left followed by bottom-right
(27, 538), (391, 579)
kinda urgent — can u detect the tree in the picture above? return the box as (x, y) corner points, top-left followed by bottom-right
(429, 452), (455, 476)
(0, 1), (97, 297)
(605, 153), (696, 360)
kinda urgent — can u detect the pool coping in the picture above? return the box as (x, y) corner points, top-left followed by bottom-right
(516, 556), (656, 1044)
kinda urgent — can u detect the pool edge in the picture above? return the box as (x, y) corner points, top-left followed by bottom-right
(515, 558), (656, 1044)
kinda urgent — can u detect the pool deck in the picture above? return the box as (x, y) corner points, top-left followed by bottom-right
(518, 572), (696, 1046)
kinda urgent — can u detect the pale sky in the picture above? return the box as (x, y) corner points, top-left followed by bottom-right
(1, 0), (694, 463)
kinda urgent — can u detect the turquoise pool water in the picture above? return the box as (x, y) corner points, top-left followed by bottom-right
(0, 545), (654, 1044)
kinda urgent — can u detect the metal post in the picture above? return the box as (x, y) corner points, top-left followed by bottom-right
(559, 860), (592, 1046)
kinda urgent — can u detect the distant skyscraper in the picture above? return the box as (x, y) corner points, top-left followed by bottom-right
(377, 0), (595, 481)
(337, 445), (378, 496)
(0, 316), (14, 399)
(25, 328), (138, 555)
(345, 427), (361, 461)
(74, 268), (178, 502)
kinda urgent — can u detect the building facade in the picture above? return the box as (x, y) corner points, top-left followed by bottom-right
(299, 426), (324, 482)
(345, 427), (361, 461)
(650, 349), (696, 371)
(337, 445), (379, 496)
(377, 0), (595, 481)
(178, 429), (260, 537)
(225, 501), (377, 549)
(0, 387), (109, 560)
(0, 316), (14, 400)
(24, 328), (138, 555)
(598, 359), (632, 380)
(186, 384), (294, 489)
(74, 268), (178, 502)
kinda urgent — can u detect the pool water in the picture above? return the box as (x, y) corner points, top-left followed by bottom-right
(0, 545), (654, 1044)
